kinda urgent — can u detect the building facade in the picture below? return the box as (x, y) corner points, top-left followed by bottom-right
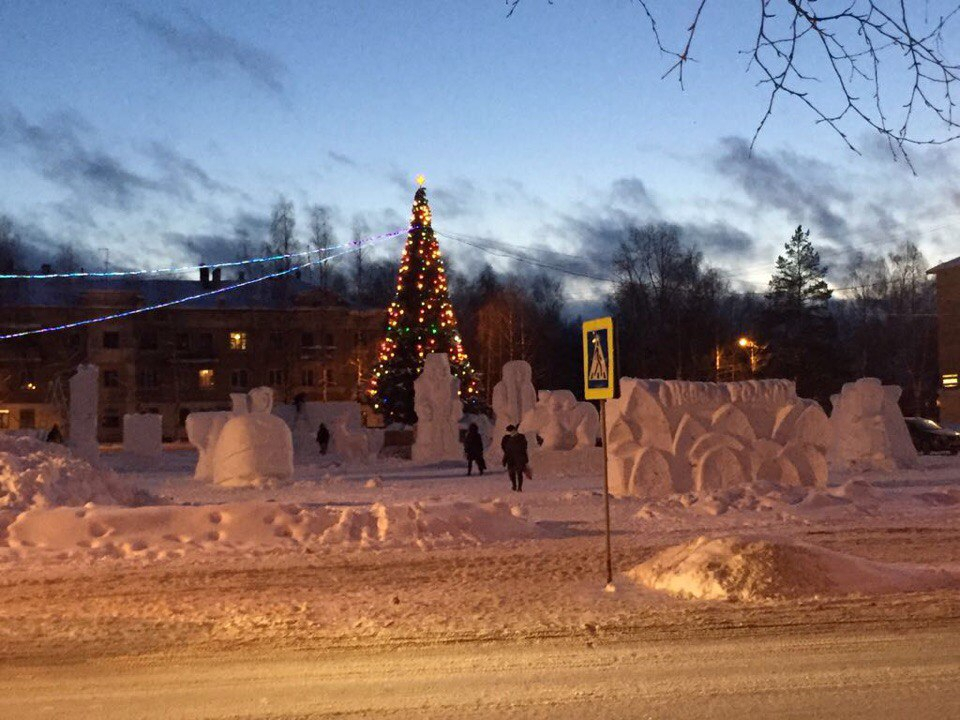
(930, 256), (960, 424)
(0, 273), (385, 441)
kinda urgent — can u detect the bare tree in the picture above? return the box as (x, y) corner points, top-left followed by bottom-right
(268, 196), (297, 271)
(308, 205), (335, 289)
(507, 1), (960, 165)
(0, 215), (22, 274)
(352, 215), (369, 303)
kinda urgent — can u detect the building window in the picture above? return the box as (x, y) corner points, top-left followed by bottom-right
(0, 410), (9, 429)
(198, 369), (215, 388)
(137, 368), (159, 387)
(270, 332), (283, 349)
(103, 331), (120, 349)
(103, 370), (120, 388)
(229, 331), (248, 351)
(231, 369), (249, 388)
(944, 373), (958, 389)
(301, 369), (314, 386)
(301, 332), (315, 348)
(176, 333), (190, 351)
(267, 369), (286, 386)
(324, 332), (334, 347)
(323, 368), (333, 385)
(19, 372), (37, 391)
(19, 409), (36, 429)
(102, 412), (121, 429)
(198, 333), (214, 354)
(138, 331), (158, 350)
(68, 333), (81, 349)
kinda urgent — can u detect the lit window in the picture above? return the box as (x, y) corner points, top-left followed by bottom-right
(0, 410), (9, 429)
(229, 331), (248, 351)
(198, 369), (215, 388)
(944, 373), (958, 389)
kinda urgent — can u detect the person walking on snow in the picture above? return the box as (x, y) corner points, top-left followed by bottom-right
(316, 422), (330, 455)
(464, 422), (486, 476)
(501, 424), (529, 492)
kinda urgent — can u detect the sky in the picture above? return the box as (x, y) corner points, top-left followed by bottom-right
(2, 0), (960, 308)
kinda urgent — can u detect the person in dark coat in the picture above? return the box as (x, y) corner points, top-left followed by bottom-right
(316, 422), (330, 455)
(46, 424), (63, 443)
(464, 423), (486, 476)
(500, 424), (529, 492)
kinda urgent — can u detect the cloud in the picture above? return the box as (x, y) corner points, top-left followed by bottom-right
(165, 232), (238, 264)
(610, 176), (658, 214)
(145, 141), (239, 197)
(328, 151), (358, 168)
(124, 6), (287, 94)
(715, 136), (851, 244)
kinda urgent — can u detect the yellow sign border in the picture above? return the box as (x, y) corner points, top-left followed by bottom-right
(582, 316), (615, 400)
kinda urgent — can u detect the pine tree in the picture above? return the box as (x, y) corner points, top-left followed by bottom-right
(763, 225), (842, 402)
(368, 184), (480, 423)
(766, 225), (832, 315)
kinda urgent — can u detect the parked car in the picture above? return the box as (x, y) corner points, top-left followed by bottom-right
(904, 417), (960, 455)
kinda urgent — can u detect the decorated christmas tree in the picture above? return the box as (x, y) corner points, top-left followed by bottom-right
(368, 179), (480, 423)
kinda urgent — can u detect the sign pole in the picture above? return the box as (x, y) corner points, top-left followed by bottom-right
(600, 398), (613, 588)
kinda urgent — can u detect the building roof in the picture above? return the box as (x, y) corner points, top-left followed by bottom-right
(928, 256), (960, 274)
(0, 275), (359, 311)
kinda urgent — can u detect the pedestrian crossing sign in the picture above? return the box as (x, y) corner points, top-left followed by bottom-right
(582, 316), (615, 400)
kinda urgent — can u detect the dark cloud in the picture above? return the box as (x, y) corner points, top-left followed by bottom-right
(124, 6), (287, 94)
(0, 106), (239, 213)
(166, 232), (237, 264)
(430, 178), (481, 220)
(328, 151), (358, 168)
(715, 136), (852, 244)
(610, 176), (658, 214)
(682, 220), (754, 256)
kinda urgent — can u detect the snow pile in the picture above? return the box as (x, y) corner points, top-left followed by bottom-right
(829, 378), (917, 471)
(412, 353), (462, 463)
(630, 535), (959, 601)
(521, 389), (599, 450)
(213, 387), (293, 487)
(0, 434), (137, 510)
(6, 498), (540, 557)
(606, 379), (830, 498)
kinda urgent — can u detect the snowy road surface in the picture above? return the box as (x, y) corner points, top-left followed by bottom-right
(4, 626), (959, 719)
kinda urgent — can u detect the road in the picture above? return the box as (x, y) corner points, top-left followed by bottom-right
(4, 625), (959, 719)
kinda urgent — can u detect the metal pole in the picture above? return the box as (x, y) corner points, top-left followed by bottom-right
(600, 399), (613, 587)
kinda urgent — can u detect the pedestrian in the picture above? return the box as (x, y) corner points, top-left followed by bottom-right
(500, 424), (529, 492)
(46, 423), (63, 443)
(316, 422), (330, 455)
(464, 422), (486, 476)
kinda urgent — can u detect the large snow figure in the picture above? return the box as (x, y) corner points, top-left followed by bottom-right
(829, 378), (917, 471)
(411, 353), (462, 463)
(330, 414), (375, 462)
(68, 364), (99, 465)
(213, 387), (294, 486)
(492, 360), (538, 453)
(605, 379), (830, 497)
(185, 411), (232, 481)
(123, 413), (162, 461)
(520, 390), (599, 450)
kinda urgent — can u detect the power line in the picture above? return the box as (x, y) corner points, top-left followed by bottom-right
(0, 228), (408, 281)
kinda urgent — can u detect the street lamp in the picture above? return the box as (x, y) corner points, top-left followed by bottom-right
(738, 336), (759, 374)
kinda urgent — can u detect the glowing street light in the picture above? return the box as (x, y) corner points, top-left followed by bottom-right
(738, 336), (759, 374)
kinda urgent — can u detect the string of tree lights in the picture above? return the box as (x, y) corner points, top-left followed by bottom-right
(0, 228), (407, 281)
(0, 229), (403, 342)
(368, 183), (481, 424)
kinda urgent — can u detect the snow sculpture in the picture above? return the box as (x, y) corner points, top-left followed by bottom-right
(520, 390), (600, 450)
(605, 379), (831, 498)
(331, 414), (373, 462)
(68, 364), (99, 465)
(829, 378), (917, 471)
(185, 411), (232, 481)
(230, 393), (250, 414)
(123, 413), (162, 461)
(212, 387), (294, 486)
(492, 360), (538, 453)
(461, 413), (494, 450)
(412, 353), (462, 463)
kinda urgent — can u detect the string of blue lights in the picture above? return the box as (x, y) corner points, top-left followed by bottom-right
(0, 228), (403, 341)
(0, 228), (407, 281)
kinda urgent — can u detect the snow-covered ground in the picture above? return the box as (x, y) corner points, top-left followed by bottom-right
(2, 446), (959, 717)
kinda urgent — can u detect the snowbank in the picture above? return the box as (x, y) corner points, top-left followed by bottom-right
(6, 499), (540, 557)
(629, 535), (959, 601)
(0, 434), (137, 510)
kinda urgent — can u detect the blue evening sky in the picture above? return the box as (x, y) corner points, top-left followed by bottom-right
(1, 1), (958, 304)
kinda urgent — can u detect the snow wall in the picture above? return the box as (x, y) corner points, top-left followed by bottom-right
(605, 378), (831, 498)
